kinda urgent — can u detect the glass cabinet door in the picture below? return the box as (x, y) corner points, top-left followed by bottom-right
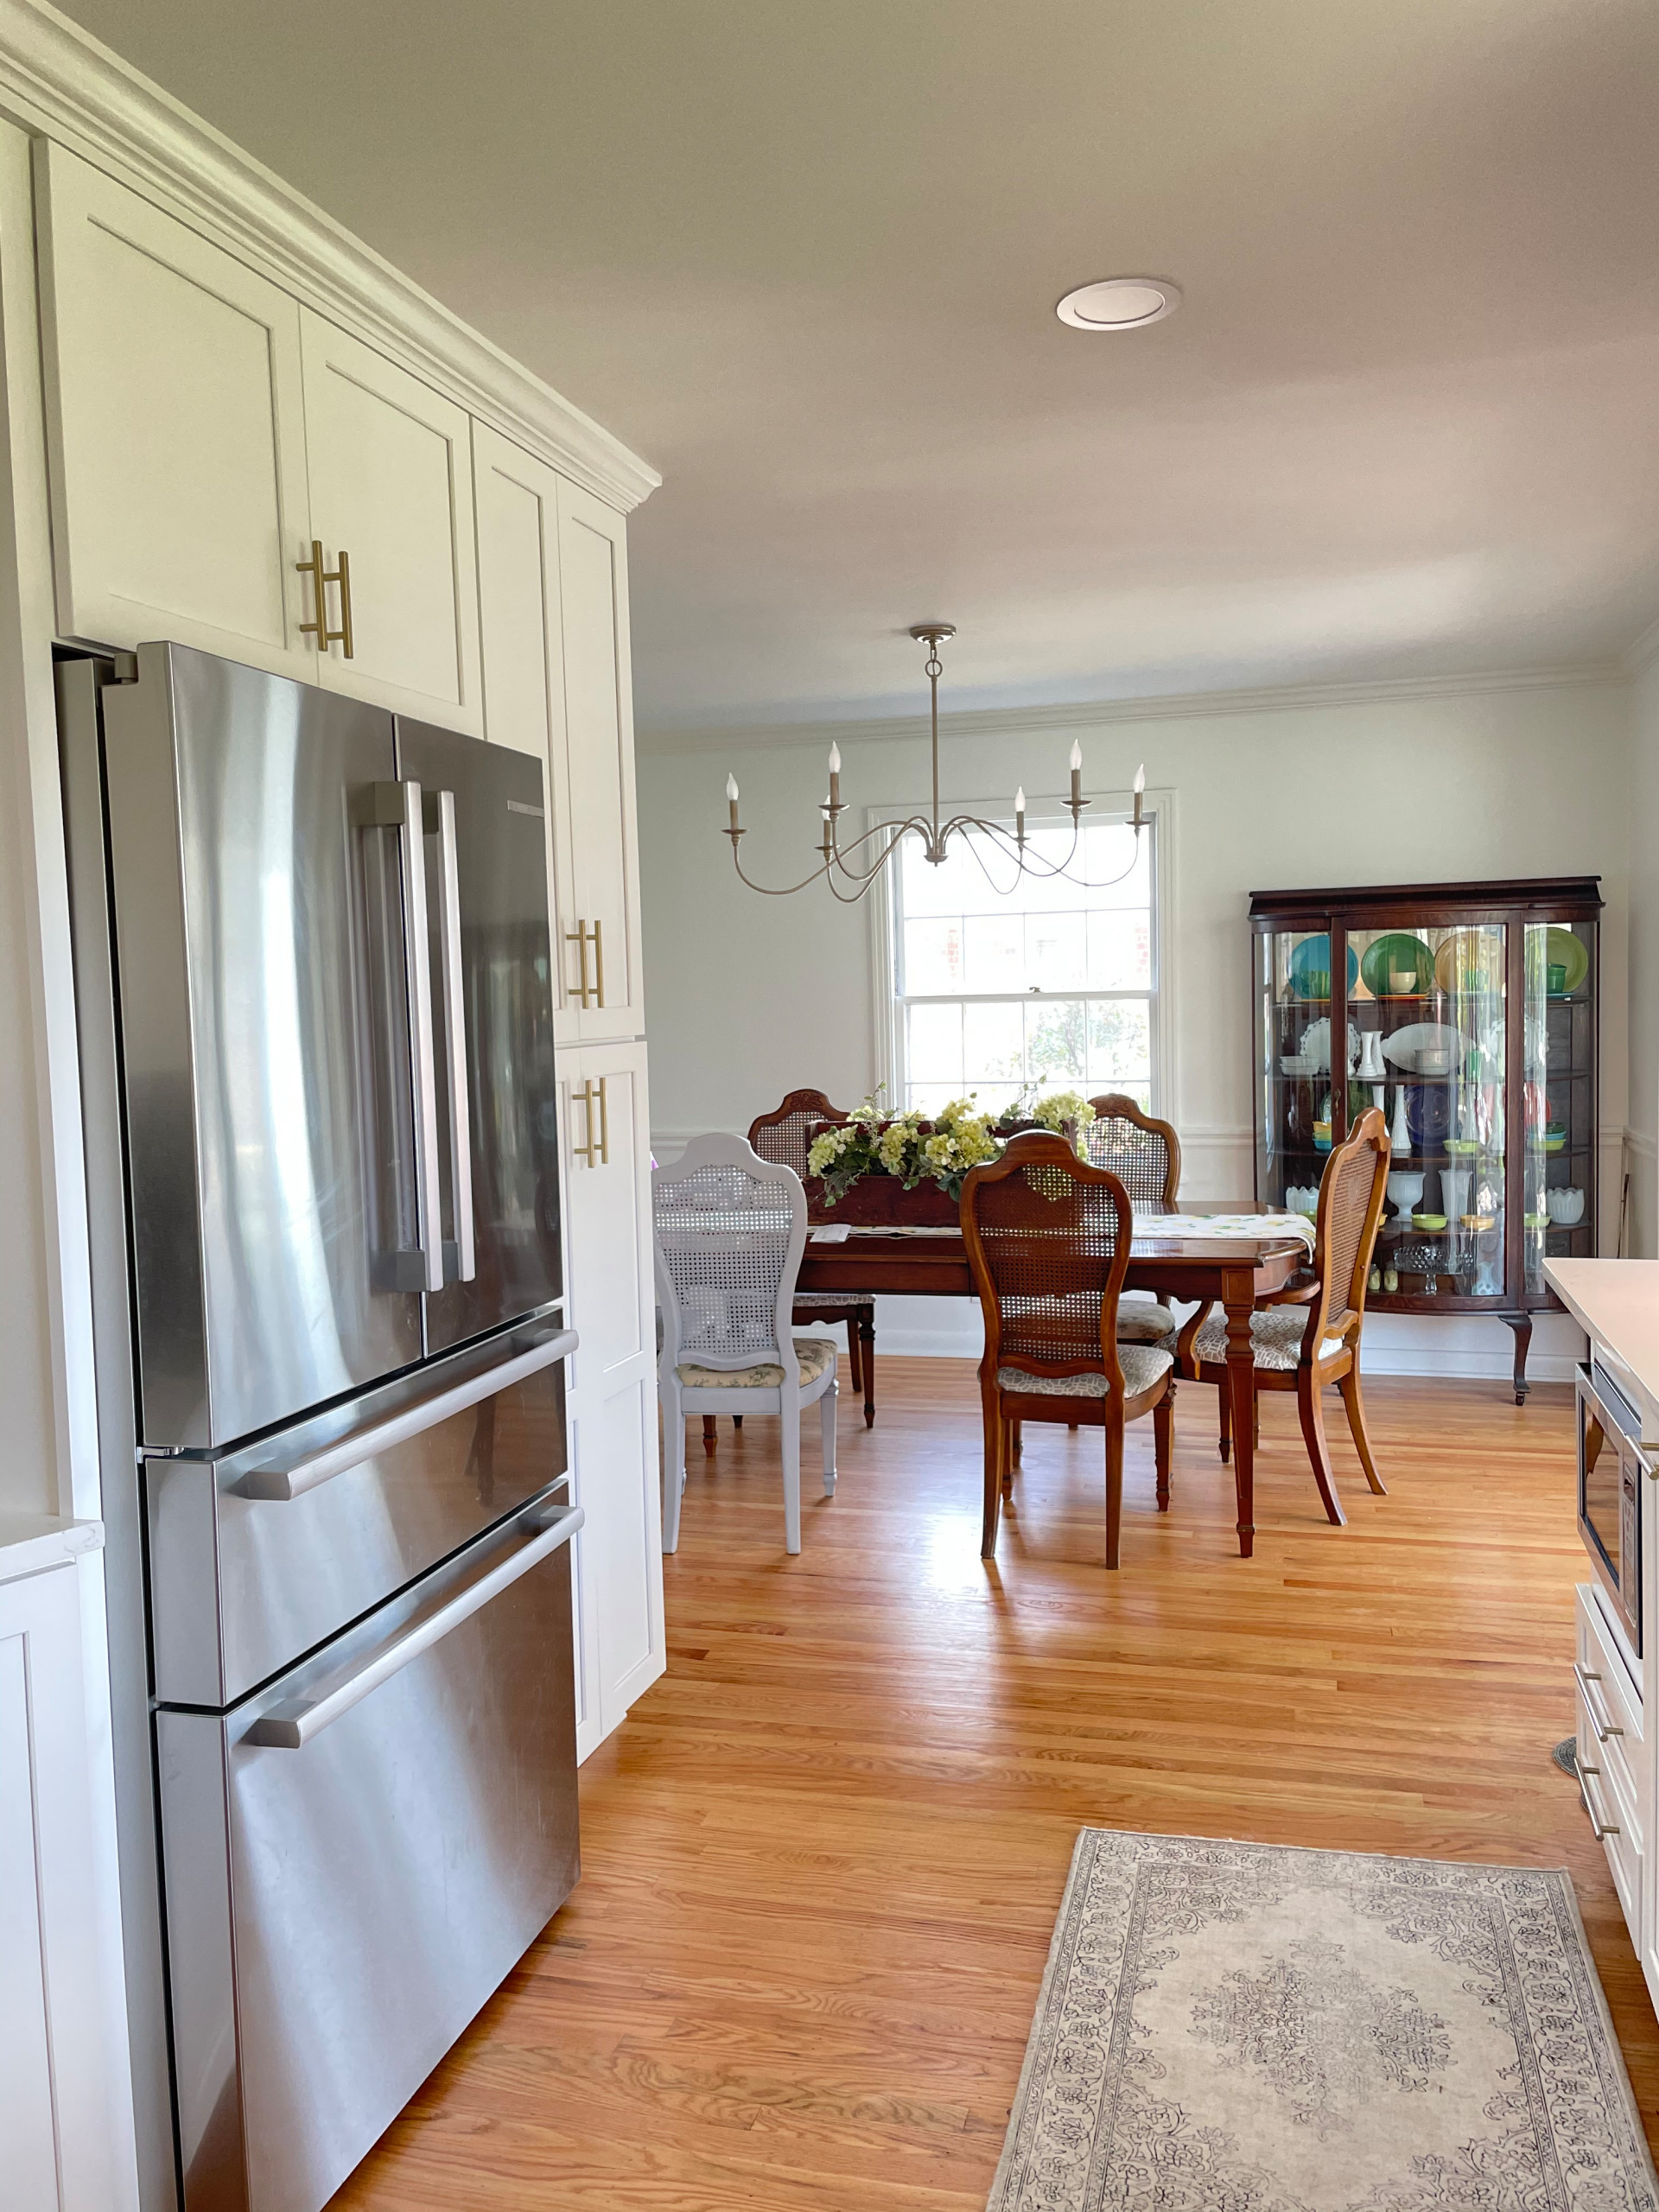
(1255, 924), (1344, 1219)
(1522, 918), (1596, 1292)
(1343, 921), (1507, 1302)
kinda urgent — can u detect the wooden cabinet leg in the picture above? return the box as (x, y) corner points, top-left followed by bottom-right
(1504, 1315), (1533, 1406)
(858, 1309), (876, 1427)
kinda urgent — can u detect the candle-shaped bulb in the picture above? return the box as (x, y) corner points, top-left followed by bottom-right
(1069, 741), (1083, 772)
(1133, 762), (1145, 795)
(1014, 785), (1026, 814)
(828, 742), (841, 774)
(1068, 740), (1083, 813)
(726, 773), (739, 801)
(827, 740), (842, 813)
(726, 772), (741, 836)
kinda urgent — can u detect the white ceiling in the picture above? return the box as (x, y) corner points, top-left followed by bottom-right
(52, 0), (1659, 728)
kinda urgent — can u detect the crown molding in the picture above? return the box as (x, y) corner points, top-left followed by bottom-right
(1624, 611), (1659, 677)
(0, 0), (659, 514)
(638, 658), (1624, 756)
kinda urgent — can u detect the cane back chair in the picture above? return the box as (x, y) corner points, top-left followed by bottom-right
(653, 1135), (838, 1554)
(749, 1088), (877, 1428)
(961, 1132), (1173, 1569)
(1086, 1093), (1184, 1350)
(1179, 1107), (1391, 1528)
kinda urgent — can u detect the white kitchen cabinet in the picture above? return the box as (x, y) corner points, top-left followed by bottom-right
(555, 480), (645, 1042)
(34, 141), (313, 677)
(560, 1038), (664, 1754)
(0, 1527), (137, 2212)
(299, 309), (483, 732)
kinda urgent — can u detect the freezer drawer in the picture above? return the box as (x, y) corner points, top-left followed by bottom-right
(148, 1315), (572, 1706)
(156, 1494), (582, 2212)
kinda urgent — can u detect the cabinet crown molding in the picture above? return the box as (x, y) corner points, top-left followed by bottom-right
(0, 0), (660, 515)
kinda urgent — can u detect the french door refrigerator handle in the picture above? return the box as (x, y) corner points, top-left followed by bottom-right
(427, 786), (475, 1281)
(357, 779), (443, 1291)
(235, 1326), (578, 1499)
(245, 1500), (584, 1749)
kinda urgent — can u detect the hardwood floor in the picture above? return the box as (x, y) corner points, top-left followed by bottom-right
(333, 1359), (1657, 2209)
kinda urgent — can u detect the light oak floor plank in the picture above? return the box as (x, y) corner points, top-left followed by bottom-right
(331, 1360), (1657, 2209)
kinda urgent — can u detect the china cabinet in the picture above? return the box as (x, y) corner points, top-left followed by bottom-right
(1249, 876), (1602, 1401)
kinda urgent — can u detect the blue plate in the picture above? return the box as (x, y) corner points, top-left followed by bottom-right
(1288, 934), (1359, 1000)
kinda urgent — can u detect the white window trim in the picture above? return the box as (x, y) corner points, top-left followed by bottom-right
(865, 784), (1178, 1118)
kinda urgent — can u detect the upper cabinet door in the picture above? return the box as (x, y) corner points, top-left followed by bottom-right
(34, 143), (314, 673)
(472, 422), (576, 1029)
(556, 480), (643, 1041)
(299, 310), (483, 734)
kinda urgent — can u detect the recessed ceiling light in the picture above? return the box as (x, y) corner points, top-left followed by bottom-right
(1056, 276), (1181, 331)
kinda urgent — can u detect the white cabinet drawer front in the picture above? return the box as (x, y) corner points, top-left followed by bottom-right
(556, 480), (640, 1037)
(578, 1377), (664, 1734)
(1575, 1582), (1644, 1768)
(36, 143), (310, 669)
(301, 312), (481, 728)
(563, 1058), (648, 1381)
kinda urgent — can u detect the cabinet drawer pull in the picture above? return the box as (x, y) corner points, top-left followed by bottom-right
(296, 539), (355, 658)
(1573, 1660), (1624, 1740)
(566, 919), (605, 1007)
(572, 1077), (609, 1167)
(1577, 1760), (1621, 1841)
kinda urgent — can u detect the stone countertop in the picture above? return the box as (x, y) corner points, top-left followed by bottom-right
(0, 1512), (104, 1585)
(1543, 1258), (1659, 1437)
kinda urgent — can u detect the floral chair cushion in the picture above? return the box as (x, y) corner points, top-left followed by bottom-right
(995, 1344), (1173, 1400)
(676, 1337), (838, 1390)
(1116, 1297), (1178, 1344)
(1191, 1305), (1347, 1371)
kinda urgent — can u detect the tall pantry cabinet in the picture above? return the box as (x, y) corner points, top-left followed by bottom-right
(473, 429), (663, 1758)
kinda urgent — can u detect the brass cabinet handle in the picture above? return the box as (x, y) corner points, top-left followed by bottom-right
(565, 920), (605, 1007)
(1573, 1660), (1623, 1739)
(296, 539), (354, 658)
(571, 1077), (608, 1167)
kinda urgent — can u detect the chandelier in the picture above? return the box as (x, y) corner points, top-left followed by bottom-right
(722, 625), (1145, 904)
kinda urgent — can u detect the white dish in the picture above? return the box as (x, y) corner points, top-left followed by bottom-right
(1545, 1187), (1585, 1226)
(1382, 1022), (1471, 1077)
(1280, 1053), (1310, 1076)
(1299, 1018), (1360, 1076)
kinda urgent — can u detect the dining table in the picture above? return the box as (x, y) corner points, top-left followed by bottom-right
(796, 1211), (1311, 1559)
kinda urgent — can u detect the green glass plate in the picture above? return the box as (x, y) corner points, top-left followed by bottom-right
(1359, 931), (1434, 997)
(1545, 925), (1590, 996)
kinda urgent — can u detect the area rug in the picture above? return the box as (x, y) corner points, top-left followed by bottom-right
(989, 1829), (1658, 2211)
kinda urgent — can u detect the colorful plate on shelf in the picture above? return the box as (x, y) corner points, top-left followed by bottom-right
(1433, 931), (1504, 999)
(1544, 925), (1590, 997)
(1288, 932), (1359, 999)
(1359, 931), (1434, 997)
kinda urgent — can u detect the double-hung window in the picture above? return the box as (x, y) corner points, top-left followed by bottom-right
(886, 808), (1160, 1117)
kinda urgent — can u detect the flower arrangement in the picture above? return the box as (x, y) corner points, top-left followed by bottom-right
(807, 1088), (1096, 1205)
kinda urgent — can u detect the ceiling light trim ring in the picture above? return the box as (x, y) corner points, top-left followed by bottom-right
(1055, 276), (1182, 331)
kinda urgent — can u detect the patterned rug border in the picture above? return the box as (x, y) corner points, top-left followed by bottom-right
(988, 1827), (1659, 2212)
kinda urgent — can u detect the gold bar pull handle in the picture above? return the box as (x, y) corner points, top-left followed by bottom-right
(590, 918), (605, 1008)
(296, 540), (354, 656)
(570, 1080), (597, 1166)
(595, 1075), (609, 1165)
(570, 919), (601, 1008)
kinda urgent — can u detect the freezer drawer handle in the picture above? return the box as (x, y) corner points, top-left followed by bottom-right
(236, 1326), (577, 1500)
(245, 1500), (584, 1750)
(424, 786), (476, 1281)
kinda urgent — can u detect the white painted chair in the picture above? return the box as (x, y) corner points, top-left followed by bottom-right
(653, 1134), (838, 1554)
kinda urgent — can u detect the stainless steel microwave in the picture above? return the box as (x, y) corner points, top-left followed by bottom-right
(1577, 1360), (1647, 1657)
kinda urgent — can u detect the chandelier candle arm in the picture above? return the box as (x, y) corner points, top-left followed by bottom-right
(725, 773), (742, 842)
(1134, 761), (1146, 831)
(1069, 741), (1086, 820)
(1014, 785), (1026, 850)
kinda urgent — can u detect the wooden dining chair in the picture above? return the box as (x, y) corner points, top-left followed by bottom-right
(1086, 1093), (1183, 1349)
(1177, 1107), (1390, 1528)
(961, 1132), (1173, 1568)
(749, 1088), (877, 1429)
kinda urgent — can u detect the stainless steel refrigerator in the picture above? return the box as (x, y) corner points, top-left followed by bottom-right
(59, 643), (582, 2212)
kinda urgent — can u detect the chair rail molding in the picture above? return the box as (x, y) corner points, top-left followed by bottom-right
(0, 0), (659, 515)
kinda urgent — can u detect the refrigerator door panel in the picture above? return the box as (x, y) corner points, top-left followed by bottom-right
(157, 1497), (580, 2212)
(394, 716), (562, 1351)
(101, 642), (427, 1447)
(148, 1313), (572, 1707)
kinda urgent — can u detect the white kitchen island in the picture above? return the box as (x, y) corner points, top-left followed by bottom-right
(1544, 1257), (1659, 2016)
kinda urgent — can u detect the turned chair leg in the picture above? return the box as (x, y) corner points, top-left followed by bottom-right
(1338, 1366), (1387, 1494)
(1296, 1370), (1346, 1526)
(702, 1414), (719, 1457)
(1154, 1387), (1173, 1512)
(858, 1309), (876, 1428)
(1104, 1409), (1125, 1569)
(981, 1389), (1005, 1558)
(1217, 1383), (1232, 1464)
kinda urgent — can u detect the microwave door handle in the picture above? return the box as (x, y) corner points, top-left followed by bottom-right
(245, 1501), (583, 1748)
(234, 1326), (578, 1499)
(395, 778), (444, 1293)
(429, 788), (475, 1281)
